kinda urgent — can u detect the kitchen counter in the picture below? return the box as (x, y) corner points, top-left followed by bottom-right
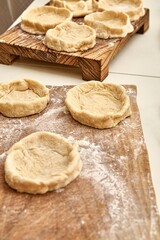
(0, 0), (160, 214)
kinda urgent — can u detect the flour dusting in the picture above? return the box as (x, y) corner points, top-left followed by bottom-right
(0, 152), (7, 161)
(55, 188), (64, 193)
(67, 134), (158, 238)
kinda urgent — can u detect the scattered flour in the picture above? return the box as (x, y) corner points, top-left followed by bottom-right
(0, 152), (7, 161)
(66, 135), (157, 238)
(55, 188), (64, 193)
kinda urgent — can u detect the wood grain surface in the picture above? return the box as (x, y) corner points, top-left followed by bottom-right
(0, 85), (159, 240)
(0, 9), (149, 81)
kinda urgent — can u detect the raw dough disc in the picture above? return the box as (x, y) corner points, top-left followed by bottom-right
(50, 0), (92, 17)
(84, 10), (133, 38)
(65, 81), (132, 129)
(43, 21), (96, 52)
(0, 79), (50, 117)
(92, 0), (145, 21)
(21, 6), (73, 34)
(5, 131), (82, 194)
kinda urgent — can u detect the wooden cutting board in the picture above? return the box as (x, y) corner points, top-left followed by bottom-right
(0, 9), (149, 81)
(0, 85), (159, 240)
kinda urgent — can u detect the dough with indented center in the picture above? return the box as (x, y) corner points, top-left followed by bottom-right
(50, 0), (92, 17)
(0, 79), (49, 117)
(43, 21), (96, 52)
(5, 131), (82, 194)
(21, 6), (72, 34)
(92, 0), (145, 21)
(65, 81), (132, 129)
(84, 10), (133, 38)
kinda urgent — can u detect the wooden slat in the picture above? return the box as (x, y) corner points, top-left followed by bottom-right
(0, 9), (149, 81)
(0, 85), (159, 240)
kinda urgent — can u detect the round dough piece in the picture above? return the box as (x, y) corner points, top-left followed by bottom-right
(65, 81), (132, 129)
(84, 10), (134, 38)
(43, 21), (96, 52)
(5, 131), (82, 194)
(50, 0), (92, 17)
(92, 0), (145, 21)
(21, 6), (73, 34)
(0, 79), (49, 117)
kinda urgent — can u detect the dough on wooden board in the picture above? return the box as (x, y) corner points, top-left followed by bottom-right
(65, 81), (132, 129)
(21, 6), (73, 34)
(5, 131), (82, 194)
(84, 10), (134, 38)
(43, 21), (96, 52)
(50, 0), (92, 17)
(0, 79), (49, 117)
(92, 0), (145, 21)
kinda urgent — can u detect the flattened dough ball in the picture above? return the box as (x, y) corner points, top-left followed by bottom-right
(43, 21), (96, 52)
(50, 0), (92, 17)
(0, 79), (49, 117)
(84, 10), (133, 38)
(5, 131), (82, 194)
(65, 81), (132, 129)
(92, 0), (145, 21)
(21, 6), (72, 34)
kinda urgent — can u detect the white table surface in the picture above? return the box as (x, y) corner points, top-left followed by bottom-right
(0, 0), (160, 212)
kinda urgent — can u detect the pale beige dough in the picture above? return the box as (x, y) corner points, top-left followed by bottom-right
(5, 131), (82, 194)
(50, 0), (92, 17)
(84, 10), (133, 38)
(21, 6), (73, 34)
(43, 21), (96, 52)
(92, 0), (145, 21)
(0, 79), (49, 117)
(65, 81), (132, 129)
